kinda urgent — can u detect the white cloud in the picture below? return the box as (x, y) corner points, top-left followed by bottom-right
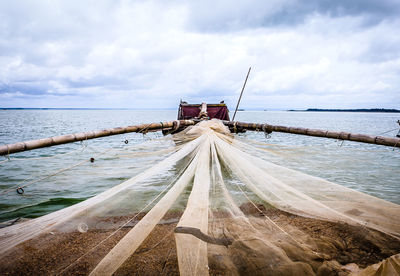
(0, 0), (399, 109)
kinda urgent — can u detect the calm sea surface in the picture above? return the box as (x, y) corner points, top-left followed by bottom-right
(0, 110), (399, 222)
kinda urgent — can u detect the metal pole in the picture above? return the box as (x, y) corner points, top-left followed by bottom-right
(232, 67), (251, 121)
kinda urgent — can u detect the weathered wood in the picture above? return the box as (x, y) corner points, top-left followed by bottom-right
(222, 120), (400, 148)
(174, 226), (233, 247)
(2, 119), (398, 155)
(0, 120), (195, 156)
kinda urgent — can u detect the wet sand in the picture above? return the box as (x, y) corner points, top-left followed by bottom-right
(0, 206), (399, 275)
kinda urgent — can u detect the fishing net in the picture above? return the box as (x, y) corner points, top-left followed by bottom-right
(0, 119), (399, 275)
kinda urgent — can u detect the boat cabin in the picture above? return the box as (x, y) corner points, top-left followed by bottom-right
(177, 101), (230, 121)
(161, 100), (245, 135)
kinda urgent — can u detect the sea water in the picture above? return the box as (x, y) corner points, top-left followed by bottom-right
(0, 110), (399, 222)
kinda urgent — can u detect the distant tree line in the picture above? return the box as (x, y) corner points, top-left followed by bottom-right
(288, 108), (400, 113)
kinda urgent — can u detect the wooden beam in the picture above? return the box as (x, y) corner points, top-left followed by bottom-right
(223, 120), (400, 148)
(0, 120), (195, 156)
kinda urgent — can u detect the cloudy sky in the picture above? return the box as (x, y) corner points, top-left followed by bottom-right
(0, 0), (399, 109)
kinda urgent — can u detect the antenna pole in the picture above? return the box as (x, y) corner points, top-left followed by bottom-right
(232, 67), (251, 121)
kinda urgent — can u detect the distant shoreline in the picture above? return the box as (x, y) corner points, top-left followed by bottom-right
(1, 108), (399, 113)
(0, 108), (175, 110)
(288, 108), (400, 113)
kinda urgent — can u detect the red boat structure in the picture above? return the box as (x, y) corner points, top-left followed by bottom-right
(177, 101), (230, 121)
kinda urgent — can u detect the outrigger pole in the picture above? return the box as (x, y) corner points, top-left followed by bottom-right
(1, 119), (399, 156)
(0, 120), (195, 156)
(223, 121), (400, 148)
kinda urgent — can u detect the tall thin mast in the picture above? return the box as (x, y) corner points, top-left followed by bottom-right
(232, 67), (251, 121)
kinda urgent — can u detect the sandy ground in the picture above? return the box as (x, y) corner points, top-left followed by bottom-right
(0, 205), (399, 275)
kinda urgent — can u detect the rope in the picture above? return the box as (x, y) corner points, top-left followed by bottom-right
(3, 146), (85, 162)
(393, 139), (399, 151)
(84, 135), (171, 157)
(135, 227), (176, 254)
(262, 125), (271, 139)
(1, 145), (12, 163)
(0, 158), (8, 164)
(375, 127), (400, 151)
(57, 153), (195, 275)
(113, 147), (179, 159)
(377, 128), (398, 136)
(231, 179), (323, 257)
(162, 120), (180, 136)
(2, 135), (176, 195)
(57, 184), (172, 275)
(173, 120), (180, 132)
(241, 131), (396, 154)
(160, 248), (173, 274)
(138, 123), (152, 134)
(335, 132), (345, 147)
(0, 147), (113, 196)
(62, 188), (170, 273)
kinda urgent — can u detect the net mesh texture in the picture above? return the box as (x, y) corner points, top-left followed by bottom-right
(0, 119), (399, 276)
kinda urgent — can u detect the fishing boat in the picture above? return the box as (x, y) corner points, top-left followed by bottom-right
(177, 101), (230, 121)
(165, 101), (245, 134)
(162, 101), (230, 135)
(0, 101), (399, 276)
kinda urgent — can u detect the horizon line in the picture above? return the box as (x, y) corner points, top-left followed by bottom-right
(1, 107), (399, 112)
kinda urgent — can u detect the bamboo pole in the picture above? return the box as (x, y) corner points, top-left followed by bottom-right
(2, 119), (398, 156)
(223, 120), (400, 148)
(232, 67), (251, 121)
(0, 120), (195, 156)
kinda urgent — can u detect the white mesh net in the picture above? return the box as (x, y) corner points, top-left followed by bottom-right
(0, 119), (399, 275)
